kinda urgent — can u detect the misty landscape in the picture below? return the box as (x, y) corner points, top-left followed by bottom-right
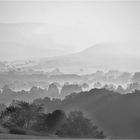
(0, 0), (140, 139)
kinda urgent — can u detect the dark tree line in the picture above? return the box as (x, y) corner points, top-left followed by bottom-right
(0, 101), (106, 138)
(56, 111), (105, 138)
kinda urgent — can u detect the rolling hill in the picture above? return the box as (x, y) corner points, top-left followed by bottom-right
(31, 42), (140, 73)
(34, 88), (140, 138)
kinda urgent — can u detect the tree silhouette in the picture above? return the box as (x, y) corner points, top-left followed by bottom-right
(48, 83), (59, 98)
(61, 84), (82, 98)
(32, 109), (66, 133)
(0, 101), (43, 129)
(56, 111), (106, 138)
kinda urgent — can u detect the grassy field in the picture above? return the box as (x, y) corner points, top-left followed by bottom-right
(0, 133), (108, 139)
(0, 133), (58, 139)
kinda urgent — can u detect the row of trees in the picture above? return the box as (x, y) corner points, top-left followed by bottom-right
(0, 83), (83, 105)
(0, 101), (106, 138)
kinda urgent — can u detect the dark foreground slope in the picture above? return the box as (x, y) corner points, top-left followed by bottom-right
(34, 89), (140, 138)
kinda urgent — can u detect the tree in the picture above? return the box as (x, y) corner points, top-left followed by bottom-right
(0, 101), (43, 129)
(94, 82), (102, 88)
(118, 72), (131, 83)
(0, 106), (21, 128)
(45, 110), (66, 133)
(56, 111), (106, 138)
(126, 82), (140, 92)
(61, 84), (82, 98)
(132, 72), (140, 83)
(32, 109), (66, 133)
(116, 85), (124, 93)
(48, 84), (59, 98)
(81, 83), (89, 89)
(17, 102), (43, 128)
(2, 85), (12, 95)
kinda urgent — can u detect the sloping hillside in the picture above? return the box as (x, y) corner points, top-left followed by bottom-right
(34, 88), (140, 138)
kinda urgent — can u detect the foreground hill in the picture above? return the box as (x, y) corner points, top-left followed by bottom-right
(34, 88), (140, 138)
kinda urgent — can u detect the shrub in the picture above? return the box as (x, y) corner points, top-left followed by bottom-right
(9, 127), (26, 135)
(0, 126), (9, 133)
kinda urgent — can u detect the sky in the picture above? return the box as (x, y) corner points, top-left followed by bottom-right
(0, 0), (140, 60)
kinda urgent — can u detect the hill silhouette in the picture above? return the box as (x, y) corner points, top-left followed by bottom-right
(34, 88), (140, 138)
(31, 43), (140, 73)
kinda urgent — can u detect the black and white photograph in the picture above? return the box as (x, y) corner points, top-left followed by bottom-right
(0, 0), (140, 139)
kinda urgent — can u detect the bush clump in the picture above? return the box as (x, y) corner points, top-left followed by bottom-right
(9, 127), (26, 135)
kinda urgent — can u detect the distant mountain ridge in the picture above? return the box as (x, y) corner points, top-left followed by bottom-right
(31, 42), (140, 73)
(0, 23), (73, 60)
(0, 22), (140, 72)
(1, 42), (140, 73)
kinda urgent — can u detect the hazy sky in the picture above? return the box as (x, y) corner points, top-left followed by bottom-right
(0, 0), (140, 60)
